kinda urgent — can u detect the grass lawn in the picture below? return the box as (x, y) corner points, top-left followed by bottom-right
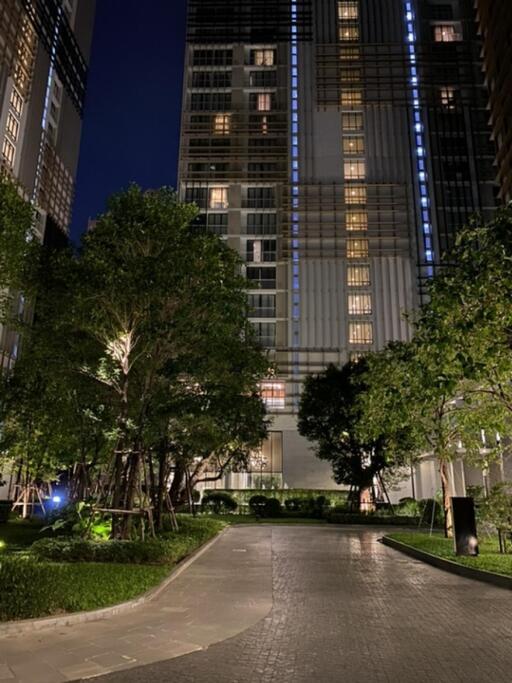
(387, 531), (512, 577)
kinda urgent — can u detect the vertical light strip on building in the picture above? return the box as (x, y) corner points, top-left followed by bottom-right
(404, 1), (434, 274)
(290, 1), (300, 404)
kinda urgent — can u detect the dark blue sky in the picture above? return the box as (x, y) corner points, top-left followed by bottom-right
(70, 0), (188, 240)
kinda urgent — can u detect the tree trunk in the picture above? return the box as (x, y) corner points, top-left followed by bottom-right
(169, 460), (186, 507)
(358, 486), (374, 514)
(439, 459), (453, 538)
(155, 447), (168, 531)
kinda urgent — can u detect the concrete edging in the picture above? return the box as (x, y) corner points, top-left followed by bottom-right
(381, 535), (512, 591)
(0, 527), (227, 637)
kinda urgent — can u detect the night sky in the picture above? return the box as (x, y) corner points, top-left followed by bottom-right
(70, 0), (188, 241)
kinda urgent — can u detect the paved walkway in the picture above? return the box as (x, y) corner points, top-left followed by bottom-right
(0, 527), (272, 682)
(97, 525), (512, 683)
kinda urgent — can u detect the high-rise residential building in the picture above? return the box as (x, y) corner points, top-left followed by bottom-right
(476, 0), (512, 204)
(0, 0), (95, 368)
(178, 0), (496, 492)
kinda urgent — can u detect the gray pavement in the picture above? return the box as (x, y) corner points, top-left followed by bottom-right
(0, 527), (273, 682)
(96, 525), (512, 683)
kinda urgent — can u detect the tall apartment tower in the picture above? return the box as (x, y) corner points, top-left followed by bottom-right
(476, 0), (512, 204)
(178, 0), (496, 491)
(0, 0), (95, 368)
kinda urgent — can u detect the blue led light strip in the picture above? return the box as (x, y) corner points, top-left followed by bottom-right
(404, 1), (434, 273)
(290, 1), (300, 402)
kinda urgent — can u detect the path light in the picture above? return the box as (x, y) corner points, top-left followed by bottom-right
(0, 540), (6, 550)
(52, 495), (62, 505)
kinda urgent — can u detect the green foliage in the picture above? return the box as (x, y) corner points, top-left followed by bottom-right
(0, 555), (168, 621)
(263, 497), (281, 517)
(478, 483), (512, 534)
(209, 488), (347, 508)
(328, 512), (419, 525)
(248, 494), (269, 515)
(387, 532), (512, 576)
(43, 502), (111, 540)
(298, 361), (407, 495)
(201, 491), (238, 514)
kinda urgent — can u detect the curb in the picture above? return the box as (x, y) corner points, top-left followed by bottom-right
(381, 535), (512, 591)
(0, 527), (227, 638)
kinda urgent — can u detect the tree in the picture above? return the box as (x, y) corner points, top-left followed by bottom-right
(298, 361), (408, 510)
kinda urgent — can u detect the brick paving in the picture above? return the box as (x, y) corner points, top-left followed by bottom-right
(98, 525), (512, 683)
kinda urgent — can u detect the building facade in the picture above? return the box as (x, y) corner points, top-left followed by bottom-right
(178, 0), (496, 492)
(476, 0), (512, 204)
(0, 0), (95, 369)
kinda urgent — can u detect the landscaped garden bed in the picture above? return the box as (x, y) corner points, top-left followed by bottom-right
(0, 515), (225, 622)
(384, 532), (512, 577)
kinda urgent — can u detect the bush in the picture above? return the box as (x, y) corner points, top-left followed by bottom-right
(0, 555), (168, 621)
(0, 501), (13, 524)
(263, 497), (282, 517)
(248, 495), (268, 515)
(284, 497), (304, 512)
(201, 491), (238, 514)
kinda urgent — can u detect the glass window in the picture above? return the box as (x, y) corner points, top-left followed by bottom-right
(339, 25), (359, 41)
(6, 112), (19, 141)
(250, 71), (277, 87)
(259, 381), (285, 409)
(347, 265), (371, 286)
(247, 239), (277, 263)
(247, 187), (275, 208)
(348, 293), (372, 315)
(247, 213), (277, 235)
(257, 93), (272, 111)
(340, 47), (360, 60)
(439, 86), (457, 110)
(253, 322), (276, 347)
(2, 138), (15, 167)
(246, 266), (276, 289)
(340, 90), (362, 106)
(345, 185), (366, 205)
(343, 136), (365, 155)
(346, 211), (368, 231)
(252, 49), (275, 66)
(9, 88), (23, 118)
(347, 238), (369, 258)
(338, 1), (359, 19)
(348, 322), (373, 344)
(340, 68), (361, 83)
(342, 112), (363, 130)
(344, 160), (365, 180)
(433, 24), (461, 42)
(213, 113), (231, 135)
(209, 187), (228, 209)
(248, 293), (276, 318)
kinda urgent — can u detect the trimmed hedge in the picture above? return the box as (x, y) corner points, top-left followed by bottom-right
(207, 488), (348, 508)
(328, 513), (420, 526)
(0, 556), (168, 621)
(32, 517), (225, 564)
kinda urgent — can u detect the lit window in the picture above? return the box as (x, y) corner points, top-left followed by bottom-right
(340, 90), (362, 106)
(260, 381), (285, 409)
(338, 2), (359, 20)
(347, 238), (368, 258)
(344, 160), (365, 180)
(209, 187), (228, 209)
(340, 47), (360, 60)
(252, 49), (275, 66)
(343, 136), (365, 155)
(213, 113), (231, 135)
(346, 211), (368, 231)
(10, 88), (23, 118)
(257, 93), (272, 111)
(342, 112), (363, 130)
(433, 24), (461, 42)
(348, 294), (372, 315)
(440, 87), (456, 110)
(347, 265), (370, 286)
(2, 138), (15, 167)
(345, 185), (366, 205)
(6, 113), (19, 141)
(340, 68), (361, 83)
(348, 322), (373, 344)
(261, 115), (269, 135)
(339, 25), (359, 41)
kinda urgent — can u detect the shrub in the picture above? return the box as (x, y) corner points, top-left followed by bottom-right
(284, 497), (304, 512)
(248, 495), (268, 515)
(328, 512), (419, 525)
(263, 497), (282, 518)
(201, 491), (238, 514)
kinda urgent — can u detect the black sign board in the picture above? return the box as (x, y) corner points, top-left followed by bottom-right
(451, 497), (479, 556)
